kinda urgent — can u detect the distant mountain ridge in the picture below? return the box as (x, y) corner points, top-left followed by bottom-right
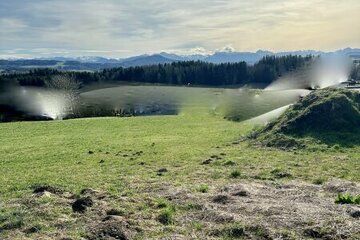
(1, 48), (359, 71)
(31, 48), (360, 64)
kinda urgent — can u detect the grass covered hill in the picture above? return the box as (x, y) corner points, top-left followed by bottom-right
(251, 88), (360, 149)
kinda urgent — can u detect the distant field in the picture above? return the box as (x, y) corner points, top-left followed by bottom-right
(1, 113), (359, 239)
(80, 85), (309, 121)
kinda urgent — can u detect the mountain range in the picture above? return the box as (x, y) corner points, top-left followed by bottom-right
(1, 48), (359, 72)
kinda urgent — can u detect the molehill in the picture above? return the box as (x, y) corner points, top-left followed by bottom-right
(250, 88), (360, 149)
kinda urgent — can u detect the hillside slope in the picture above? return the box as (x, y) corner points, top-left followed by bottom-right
(251, 88), (360, 148)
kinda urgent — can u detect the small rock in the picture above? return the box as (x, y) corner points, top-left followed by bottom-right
(157, 168), (168, 173)
(139, 162), (145, 165)
(88, 151), (94, 154)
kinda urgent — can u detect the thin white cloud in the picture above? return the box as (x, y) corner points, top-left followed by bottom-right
(0, 0), (359, 57)
(161, 47), (212, 56)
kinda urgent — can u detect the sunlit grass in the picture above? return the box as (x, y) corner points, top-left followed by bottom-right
(1, 112), (360, 239)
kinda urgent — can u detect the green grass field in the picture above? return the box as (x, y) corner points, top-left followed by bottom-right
(1, 112), (359, 239)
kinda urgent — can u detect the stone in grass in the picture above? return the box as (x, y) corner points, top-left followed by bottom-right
(72, 196), (93, 213)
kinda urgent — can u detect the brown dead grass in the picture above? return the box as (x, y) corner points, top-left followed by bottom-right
(2, 179), (360, 239)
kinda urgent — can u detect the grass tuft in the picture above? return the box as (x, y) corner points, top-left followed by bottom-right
(223, 223), (245, 238)
(157, 206), (176, 225)
(196, 184), (209, 193)
(230, 170), (241, 178)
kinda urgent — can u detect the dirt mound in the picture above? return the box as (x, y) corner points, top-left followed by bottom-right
(87, 220), (135, 240)
(32, 185), (63, 195)
(251, 88), (360, 148)
(72, 197), (93, 213)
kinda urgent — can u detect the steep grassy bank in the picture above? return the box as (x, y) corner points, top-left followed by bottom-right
(251, 88), (360, 149)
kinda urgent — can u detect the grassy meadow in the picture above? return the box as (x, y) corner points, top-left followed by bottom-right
(1, 112), (360, 239)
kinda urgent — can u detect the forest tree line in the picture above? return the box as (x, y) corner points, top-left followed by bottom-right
(1, 55), (318, 88)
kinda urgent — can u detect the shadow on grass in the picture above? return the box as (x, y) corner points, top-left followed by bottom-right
(299, 130), (360, 148)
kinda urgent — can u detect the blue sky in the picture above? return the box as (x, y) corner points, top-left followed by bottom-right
(1, 0), (359, 58)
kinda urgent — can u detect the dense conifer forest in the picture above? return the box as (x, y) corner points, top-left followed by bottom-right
(1, 55), (315, 88)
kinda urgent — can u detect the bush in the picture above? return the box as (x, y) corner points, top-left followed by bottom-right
(335, 194), (360, 205)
